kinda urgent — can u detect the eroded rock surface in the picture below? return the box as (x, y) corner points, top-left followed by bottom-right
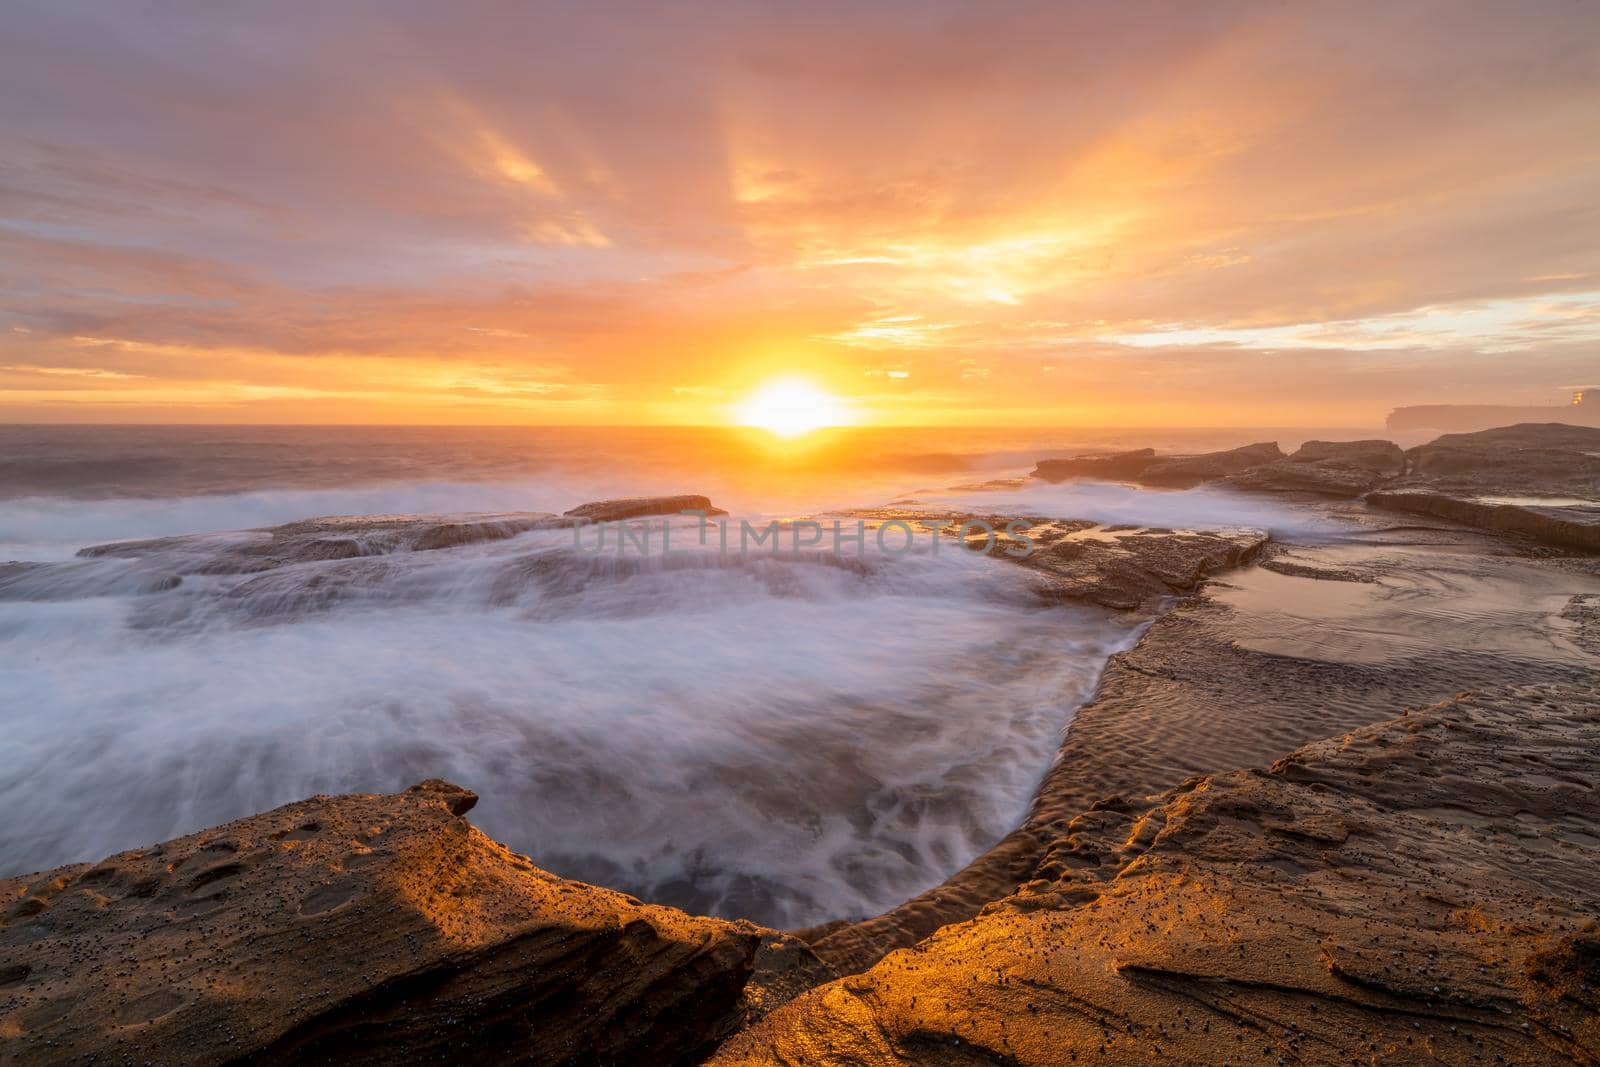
(1030, 449), (1157, 483)
(797, 513), (1600, 976)
(1368, 491), (1600, 552)
(716, 685), (1600, 1065)
(1137, 441), (1285, 487)
(844, 509), (1270, 610)
(0, 780), (761, 1065)
(1402, 423), (1600, 491)
(1369, 424), (1600, 550)
(1011, 520), (1269, 610)
(1224, 438), (1406, 497)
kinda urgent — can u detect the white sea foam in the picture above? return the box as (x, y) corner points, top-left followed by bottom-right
(0, 516), (1143, 926)
(922, 477), (1342, 537)
(0, 480), (592, 560)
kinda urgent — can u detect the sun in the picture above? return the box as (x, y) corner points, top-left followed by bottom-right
(734, 377), (852, 437)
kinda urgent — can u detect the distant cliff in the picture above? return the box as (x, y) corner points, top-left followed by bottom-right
(1388, 396), (1598, 432)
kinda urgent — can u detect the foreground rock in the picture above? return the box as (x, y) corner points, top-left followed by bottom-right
(717, 684), (1600, 1065)
(0, 780), (761, 1065)
(806, 504), (1600, 976)
(1370, 423), (1600, 551)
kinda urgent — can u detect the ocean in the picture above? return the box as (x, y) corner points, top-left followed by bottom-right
(0, 423), (1364, 926)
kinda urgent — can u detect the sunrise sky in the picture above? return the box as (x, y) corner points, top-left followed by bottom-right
(2, 2), (1597, 426)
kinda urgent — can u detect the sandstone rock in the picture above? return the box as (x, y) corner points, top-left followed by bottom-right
(1221, 440), (1405, 497)
(1403, 422), (1600, 490)
(562, 495), (727, 523)
(1013, 522), (1270, 609)
(0, 779), (761, 1065)
(1368, 490), (1600, 551)
(1137, 441), (1284, 487)
(1029, 449), (1157, 482)
(1289, 438), (1405, 471)
(1363, 424), (1600, 549)
(715, 685), (1600, 1065)
(1225, 461), (1391, 496)
(845, 509), (1270, 610)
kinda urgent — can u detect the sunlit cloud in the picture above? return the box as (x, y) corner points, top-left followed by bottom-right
(0, 2), (1596, 424)
(1108, 292), (1600, 353)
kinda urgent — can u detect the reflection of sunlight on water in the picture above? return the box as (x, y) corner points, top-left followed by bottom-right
(923, 478), (1345, 539)
(1212, 542), (1600, 667)
(1474, 495), (1596, 508)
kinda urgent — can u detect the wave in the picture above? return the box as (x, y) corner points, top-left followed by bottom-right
(0, 512), (1144, 927)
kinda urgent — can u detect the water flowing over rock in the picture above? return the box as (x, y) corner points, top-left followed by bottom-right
(76, 512), (565, 573)
(715, 684), (1600, 1065)
(0, 780), (761, 1065)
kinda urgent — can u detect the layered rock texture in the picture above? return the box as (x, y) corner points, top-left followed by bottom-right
(563, 494), (726, 523)
(1369, 424), (1600, 551)
(1030, 449), (1159, 482)
(1224, 438), (1406, 496)
(843, 508), (1269, 610)
(717, 685), (1600, 1065)
(0, 780), (762, 1065)
(1030, 443), (1288, 488)
(1029, 425), (1600, 549)
(1137, 441), (1286, 487)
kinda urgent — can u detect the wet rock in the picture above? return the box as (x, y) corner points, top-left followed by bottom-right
(1222, 440), (1405, 497)
(1029, 448), (1157, 482)
(1137, 441), (1284, 487)
(846, 509), (1269, 610)
(716, 685), (1600, 1065)
(563, 495), (727, 523)
(794, 518), (1600, 975)
(1364, 424), (1600, 549)
(1368, 491), (1600, 551)
(0, 560), (182, 600)
(1014, 522), (1270, 609)
(0, 779), (761, 1065)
